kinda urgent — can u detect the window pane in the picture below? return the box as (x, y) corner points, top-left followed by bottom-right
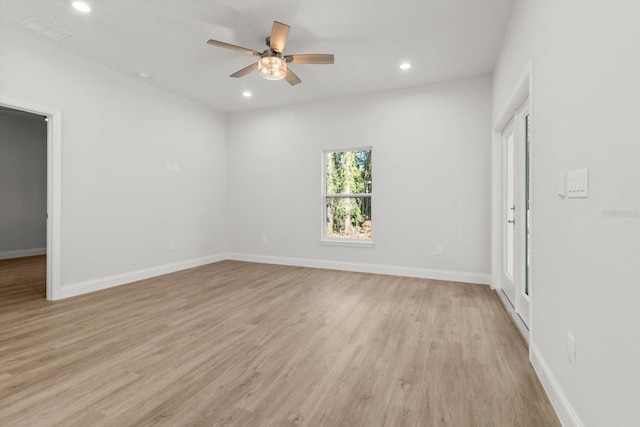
(325, 197), (371, 239)
(325, 149), (372, 194)
(525, 113), (531, 295)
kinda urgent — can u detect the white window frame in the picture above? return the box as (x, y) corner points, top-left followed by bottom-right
(321, 147), (374, 247)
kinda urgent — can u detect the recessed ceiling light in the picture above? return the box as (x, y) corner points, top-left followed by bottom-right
(71, 1), (91, 13)
(400, 62), (411, 70)
(242, 91), (252, 98)
(136, 71), (152, 79)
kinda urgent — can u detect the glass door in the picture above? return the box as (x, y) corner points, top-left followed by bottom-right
(515, 102), (531, 327)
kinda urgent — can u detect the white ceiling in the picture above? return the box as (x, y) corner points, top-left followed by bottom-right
(0, 0), (514, 113)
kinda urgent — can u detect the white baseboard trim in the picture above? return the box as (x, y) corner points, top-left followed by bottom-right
(55, 252), (490, 300)
(530, 343), (584, 427)
(0, 247), (46, 260)
(57, 253), (228, 300)
(227, 253), (490, 285)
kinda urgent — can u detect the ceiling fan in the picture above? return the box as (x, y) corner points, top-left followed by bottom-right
(207, 21), (334, 86)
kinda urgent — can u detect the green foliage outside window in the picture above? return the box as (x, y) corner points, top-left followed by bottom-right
(325, 149), (372, 239)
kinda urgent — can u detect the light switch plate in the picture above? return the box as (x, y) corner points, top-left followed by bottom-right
(567, 168), (589, 198)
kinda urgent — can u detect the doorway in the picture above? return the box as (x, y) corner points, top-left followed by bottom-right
(0, 106), (47, 297)
(0, 98), (61, 301)
(499, 98), (532, 332)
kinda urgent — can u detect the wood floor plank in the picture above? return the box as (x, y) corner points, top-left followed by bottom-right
(0, 256), (560, 426)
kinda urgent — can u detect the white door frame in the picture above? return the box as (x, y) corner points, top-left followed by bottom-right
(1, 97), (62, 301)
(491, 61), (534, 342)
(514, 100), (531, 327)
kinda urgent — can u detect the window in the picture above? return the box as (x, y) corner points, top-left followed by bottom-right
(323, 148), (372, 242)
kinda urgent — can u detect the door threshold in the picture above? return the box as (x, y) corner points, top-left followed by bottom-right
(495, 290), (529, 346)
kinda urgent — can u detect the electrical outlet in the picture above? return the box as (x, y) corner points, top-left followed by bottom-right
(567, 333), (576, 365)
(168, 241), (175, 251)
(262, 235), (268, 244)
(435, 246), (443, 256)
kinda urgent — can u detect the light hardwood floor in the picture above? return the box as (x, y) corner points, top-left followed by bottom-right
(0, 256), (560, 426)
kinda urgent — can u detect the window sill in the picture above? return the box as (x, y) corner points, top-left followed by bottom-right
(320, 239), (375, 248)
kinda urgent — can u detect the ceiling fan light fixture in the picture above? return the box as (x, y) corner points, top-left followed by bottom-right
(258, 56), (287, 81)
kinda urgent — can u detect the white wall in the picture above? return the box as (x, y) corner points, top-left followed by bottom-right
(0, 109), (47, 258)
(227, 77), (492, 283)
(0, 28), (228, 295)
(493, 2), (640, 426)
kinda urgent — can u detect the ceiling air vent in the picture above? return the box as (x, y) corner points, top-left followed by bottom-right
(20, 17), (73, 41)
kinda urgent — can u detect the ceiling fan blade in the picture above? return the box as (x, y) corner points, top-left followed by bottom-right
(230, 62), (259, 78)
(284, 54), (334, 64)
(269, 21), (290, 53)
(284, 67), (301, 86)
(207, 39), (261, 56)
